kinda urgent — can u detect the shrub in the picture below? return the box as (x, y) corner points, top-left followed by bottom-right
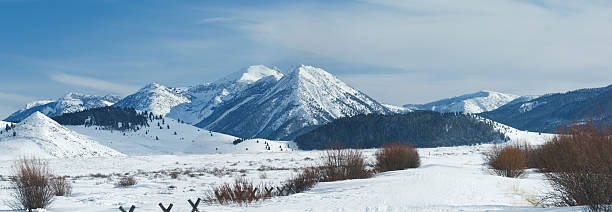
(204, 177), (274, 205)
(535, 123), (612, 211)
(170, 171), (179, 179)
(485, 145), (526, 178)
(319, 148), (372, 182)
(7, 158), (55, 210)
(50, 176), (72, 196)
(116, 176), (137, 187)
(281, 167), (321, 195)
(375, 143), (420, 172)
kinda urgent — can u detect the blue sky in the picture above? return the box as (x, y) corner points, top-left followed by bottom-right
(1, 0), (612, 119)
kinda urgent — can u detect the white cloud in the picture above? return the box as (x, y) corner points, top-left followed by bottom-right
(49, 73), (139, 96)
(222, 0), (612, 103)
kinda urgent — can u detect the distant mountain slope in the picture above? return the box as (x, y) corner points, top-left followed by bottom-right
(294, 111), (507, 150)
(195, 65), (391, 140)
(114, 83), (189, 115)
(404, 91), (520, 113)
(4, 93), (121, 122)
(480, 84), (612, 133)
(0, 112), (123, 160)
(167, 65), (283, 124)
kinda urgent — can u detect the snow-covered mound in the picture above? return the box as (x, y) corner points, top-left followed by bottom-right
(114, 83), (190, 115)
(67, 117), (295, 155)
(404, 90), (520, 113)
(167, 65), (284, 124)
(4, 93), (121, 122)
(196, 65), (391, 140)
(0, 112), (123, 160)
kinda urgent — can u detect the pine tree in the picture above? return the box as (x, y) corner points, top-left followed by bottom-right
(155, 136), (159, 140)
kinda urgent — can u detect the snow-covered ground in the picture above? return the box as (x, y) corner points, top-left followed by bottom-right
(67, 117), (295, 155)
(0, 144), (579, 212)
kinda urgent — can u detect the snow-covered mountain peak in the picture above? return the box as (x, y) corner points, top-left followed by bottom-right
(215, 65), (283, 85)
(237, 65), (283, 83)
(114, 83), (189, 116)
(5, 93), (122, 122)
(404, 91), (520, 114)
(195, 64), (390, 140)
(25, 100), (54, 110)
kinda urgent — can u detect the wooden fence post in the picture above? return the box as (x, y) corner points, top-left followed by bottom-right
(188, 198), (201, 212)
(159, 203), (173, 212)
(119, 205), (136, 212)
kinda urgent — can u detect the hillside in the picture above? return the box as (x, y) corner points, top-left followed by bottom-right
(294, 111), (506, 150)
(480, 84), (612, 133)
(0, 112), (123, 160)
(66, 115), (295, 155)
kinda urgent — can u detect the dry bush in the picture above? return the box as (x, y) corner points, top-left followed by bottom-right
(7, 158), (55, 210)
(281, 167), (321, 195)
(485, 145), (526, 178)
(534, 123), (612, 211)
(50, 176), (72, 196)
(375, 143), (420, 172)
(116, 176), (137, 187)
(318, 148), (372, 182)
(204, 177), (274, 205)
(170, 171), (180, 179)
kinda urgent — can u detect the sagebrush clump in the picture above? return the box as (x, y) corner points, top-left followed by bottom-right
(8, 158), (56, 210)
(375, 143), (420, 172)
(485, 145), (526, 178)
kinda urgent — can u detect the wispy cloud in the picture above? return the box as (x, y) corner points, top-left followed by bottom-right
(0, 91), (33, 103)
(196, 17), (235, 24)
(49, 73), (139, 95)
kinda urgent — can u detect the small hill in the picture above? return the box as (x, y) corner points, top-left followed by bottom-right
(0, 112), (123, 160)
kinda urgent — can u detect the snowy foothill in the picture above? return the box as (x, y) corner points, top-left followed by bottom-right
(67, 116), (295, 155)
(0, 112), (123, 160)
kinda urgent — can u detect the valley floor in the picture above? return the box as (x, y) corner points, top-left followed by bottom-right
(0, 145), (580, 212)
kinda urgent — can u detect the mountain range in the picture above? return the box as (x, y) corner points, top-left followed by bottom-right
(3, 64), (610, 141)
(480, 85), (612, 133)
(4, 93), (121, 122)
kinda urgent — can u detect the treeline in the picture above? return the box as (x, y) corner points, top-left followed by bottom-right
(294, 111), (507, 150)
(53, 106), (151, 131)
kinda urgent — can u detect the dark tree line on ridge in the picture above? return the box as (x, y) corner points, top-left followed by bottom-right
(295, 111), (508, 150)
(52, 106), (152, 131)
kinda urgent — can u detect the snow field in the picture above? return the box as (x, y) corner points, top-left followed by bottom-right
(0, 145), (580, 211)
